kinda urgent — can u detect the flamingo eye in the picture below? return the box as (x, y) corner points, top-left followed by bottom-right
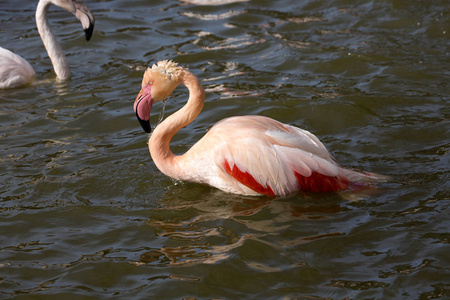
(148, 80), (153, 85)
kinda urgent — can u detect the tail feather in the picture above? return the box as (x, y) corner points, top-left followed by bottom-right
(342, 169), (390, 188)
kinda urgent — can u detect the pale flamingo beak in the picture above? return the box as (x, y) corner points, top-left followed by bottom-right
(74, 0), (95, 41)
(134, 85), (153, 133)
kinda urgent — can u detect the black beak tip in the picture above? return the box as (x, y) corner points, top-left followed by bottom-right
(138, 118), (151, 133)
(84, 24), (94, 41)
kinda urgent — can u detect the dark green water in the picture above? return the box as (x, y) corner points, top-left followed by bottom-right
(0, 0), (449, 298)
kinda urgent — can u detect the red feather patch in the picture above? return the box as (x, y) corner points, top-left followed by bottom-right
(224, 160), (275, 196)
(294, 171), (349, 192)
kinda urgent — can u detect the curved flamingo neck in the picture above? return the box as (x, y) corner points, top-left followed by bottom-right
(149, 69), (205, 180)
(36, 0), (70, 80)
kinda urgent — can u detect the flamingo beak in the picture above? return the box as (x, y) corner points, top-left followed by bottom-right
(134, 86), (153, 133)
(74, 0), (95, 41)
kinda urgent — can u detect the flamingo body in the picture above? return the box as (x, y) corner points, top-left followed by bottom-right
(0, 0), (94, 89)
(175, 115), (354, 196)
(0, 47), (35, 89)
(134, 60), (386, 196)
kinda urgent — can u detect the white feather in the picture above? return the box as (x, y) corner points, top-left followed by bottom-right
(0, 47), (35, 89)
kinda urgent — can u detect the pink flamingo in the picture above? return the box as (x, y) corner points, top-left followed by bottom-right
(134, 60), (387, 196)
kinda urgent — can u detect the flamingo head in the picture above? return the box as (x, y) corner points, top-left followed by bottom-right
(52, 0), (95, 41)
(134, 60), (182, 133)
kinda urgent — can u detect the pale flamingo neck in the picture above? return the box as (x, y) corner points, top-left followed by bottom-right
(36, 0), (70, 80)
(149, 69), (205, 180)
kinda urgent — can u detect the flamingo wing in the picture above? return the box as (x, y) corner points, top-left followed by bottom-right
(202, 115), (349, 196)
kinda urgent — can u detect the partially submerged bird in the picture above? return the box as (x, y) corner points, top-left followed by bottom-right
(134, 60), (387, 196)
(0, 0), (95, 89)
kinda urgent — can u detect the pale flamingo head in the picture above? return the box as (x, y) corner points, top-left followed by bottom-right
(134, 60), (182, 133)
(51, 0), (95, 40)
